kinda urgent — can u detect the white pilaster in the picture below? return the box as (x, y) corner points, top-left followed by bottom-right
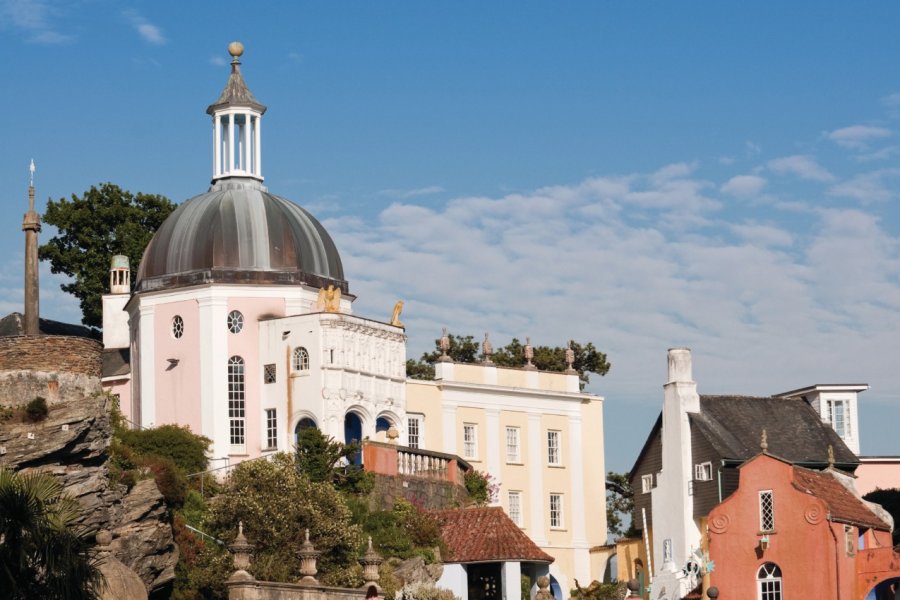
(255, 115), (262, 177)
(568, 413), (589, 547)
(138, 303), (155, 427)
(528, 412), (547, 545)
(443, 403), (458, 455)
(213, 116), (220, 178)
(486, 407), (501, 502)
(502, 562), (522, 600)
(199, 297), (229, 460)
(228, 113), (235, 174)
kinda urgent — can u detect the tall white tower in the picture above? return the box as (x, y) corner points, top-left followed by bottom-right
(208, 41), (266, 182)
(102, 255), (131, 349)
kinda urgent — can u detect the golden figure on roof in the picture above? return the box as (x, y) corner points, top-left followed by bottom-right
(317, 285), (342, 313)
(390, 300), (404, 328)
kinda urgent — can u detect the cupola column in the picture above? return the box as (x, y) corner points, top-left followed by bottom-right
(22, 159), (41, 336)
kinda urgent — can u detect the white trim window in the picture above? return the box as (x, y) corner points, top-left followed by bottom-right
(547, 430), (562, 465)
(171, 315), (184, 339)
(759, 490), (775, 532)
(641, 474), (653, 493)
(228, 356), (245, 451)
(756, 562), (782, 600)
(506, 426), (521, 463)
(292, 347), (310, 372)
(265, 408), (277, 449)
(549, 493), (564, 529)
(508, 490), (523, 527)
(463, 423), (478, 459)
(407, 414), (424, 449)
(227, 310), (244, 334)
(694, 461), (713, 481)
(827, 399), (850, 439)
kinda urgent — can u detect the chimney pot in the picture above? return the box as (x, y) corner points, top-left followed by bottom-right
(667, 347), (692, 383)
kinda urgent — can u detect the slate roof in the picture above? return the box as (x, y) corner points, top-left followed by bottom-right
(431, 507), (554, 564)
(0, 312), (99, 340)
(206, 61), (266, 115)
(692, 395), (858, 469)
(792, 466), (891, 530)
(102, 348), (130, 379)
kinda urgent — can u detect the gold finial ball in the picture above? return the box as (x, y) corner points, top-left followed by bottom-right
(228, 41), (244, 58)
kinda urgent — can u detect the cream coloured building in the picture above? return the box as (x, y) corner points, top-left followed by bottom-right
(406, 360), (607, 598)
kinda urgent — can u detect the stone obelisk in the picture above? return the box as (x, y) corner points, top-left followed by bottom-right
(22, 160), (41, 336)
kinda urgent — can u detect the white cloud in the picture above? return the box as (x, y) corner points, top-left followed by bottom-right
(721, 175), (767, 197)
(378, 186), (445, 199)
(826, 125), (892, 150)
(767, 154), (835, 182)
(828, 169), (900, 203)
(0, 0), (72, 43)
(123, 10), (166, 45)
(729, 223), (793, 248)
(650, 162), (697, 185)
(209, 55), (227, 67)
(882, 92), (900, 118)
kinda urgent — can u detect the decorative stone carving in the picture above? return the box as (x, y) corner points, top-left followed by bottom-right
(482, 333), (493, 365)
(565, 341), (576, 374)
(359, 536), (383, 588)
(298, 529), (320, 585)
(228, 521), (255, 583)
(804, 503), (825, 525)
(535, 576), (553, 600)
(437, 328), (452, 363)
(708, 513), (730, 534)
(390, 301), (404, 328)
(524, 337), (536, 370)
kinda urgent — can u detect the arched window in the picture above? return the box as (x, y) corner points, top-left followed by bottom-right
(294, 417), (317, 445)
(227, 310), (244, 334)
(172, 315), (184, 339)
(757, 562), (782, 600)
(293, 347), (310, 371)
(228, 356), (245, 448)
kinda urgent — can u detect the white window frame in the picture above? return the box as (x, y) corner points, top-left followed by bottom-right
(463, 423), (478, 459)
(549, 493), (564, 529)
(506, 426), (521, 463)
(694, 461), (713, 481)
(756, 562), (782, 600)
(265, 408), (277, 450)
(641, 474), (653, 494)
(227, 310), (244, 334)
(547, 430), (562, 466)
(228, 356), (246, 452)
(292, 347), (310, 372)
(759, 490), (775, 532)
(407, 414), (424, 449)
(508, 490), (523, 527)
(827, 398), (850, 440)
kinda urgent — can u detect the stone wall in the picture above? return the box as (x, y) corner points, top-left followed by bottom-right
(228, 580), (369, 600)
(369, 473), (469, 511)
(0, 336), (102, 406)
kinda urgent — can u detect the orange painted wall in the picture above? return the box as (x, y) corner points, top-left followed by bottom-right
(707, 455), (849, 599)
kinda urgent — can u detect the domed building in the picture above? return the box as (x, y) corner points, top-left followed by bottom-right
(103, 43), (407, 465)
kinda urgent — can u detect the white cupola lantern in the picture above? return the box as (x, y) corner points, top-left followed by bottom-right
(207, 42), (266, 182)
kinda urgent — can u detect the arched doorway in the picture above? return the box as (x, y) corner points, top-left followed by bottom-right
(294, 417), (317, 445)
(344, 412), (363, 465)
(375, 416), (392, 443)
(866, 576), (900, 600)
(549, 574), (562, 599)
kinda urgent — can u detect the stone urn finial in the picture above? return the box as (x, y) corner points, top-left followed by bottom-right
(438, 328), (452, 363)
(565, 340), (576, 374)
(228, 521), (255, 581)
(359, 535), (384, 589)
(535, 576), (552, 600)
(760, 429), (768, 452)
(482, 332), (494, 365)
(524, 337), (536, 370)
(386, 425), (399, 444)
(298, 528), (320, 585)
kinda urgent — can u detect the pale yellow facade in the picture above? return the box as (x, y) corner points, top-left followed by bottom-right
(406, 361), (608, 595)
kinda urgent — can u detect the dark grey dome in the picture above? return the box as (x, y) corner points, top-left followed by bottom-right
(136, 179), (346, 293)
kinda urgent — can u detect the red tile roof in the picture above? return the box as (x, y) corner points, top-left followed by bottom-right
(792, 467), (891, 531)
(431, 507), (554, 564)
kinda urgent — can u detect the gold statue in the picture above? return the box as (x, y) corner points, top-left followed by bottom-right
(390, 300), (404, 328)
(317, 285), (342, 313)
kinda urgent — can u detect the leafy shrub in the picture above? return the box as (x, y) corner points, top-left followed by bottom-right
(24, 397), (48, 422)
(117, 424), (211, 475)
(144, 455), (188, 507)
(464, 469), (499, 505)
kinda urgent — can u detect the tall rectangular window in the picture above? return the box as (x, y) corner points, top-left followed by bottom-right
(549, 493), (564, 529)
(265, 409), (277, 449)
(408, 414), (423, 449)
(759, 490), (775, 532)
(508, 491), (523, 527)
(641, 474), (653, 493)
(828, 399), (849, 439)
(547, 430), (561, 465)
(228, 356), (245, 449)
(506, 427), (521, 463)
(463, 423), (478, 459)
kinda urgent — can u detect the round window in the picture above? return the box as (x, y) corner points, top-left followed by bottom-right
(172, 315), (184, 339)
(227, 310), (244, 334)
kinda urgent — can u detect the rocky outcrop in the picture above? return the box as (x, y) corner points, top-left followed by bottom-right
(0, 392), (178, 596)
(390, 555), (444, 587)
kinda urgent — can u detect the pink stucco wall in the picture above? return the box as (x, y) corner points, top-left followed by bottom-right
(855, 460), (900, 496)
(228, 296), (285, 458)
(103, 378), (132, 422)
(154, 299), (202, 433)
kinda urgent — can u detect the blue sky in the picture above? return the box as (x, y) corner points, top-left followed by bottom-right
(2, 1), (900, 472)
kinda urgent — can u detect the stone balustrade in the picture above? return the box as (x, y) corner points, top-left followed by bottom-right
(361, 441), (470, 486)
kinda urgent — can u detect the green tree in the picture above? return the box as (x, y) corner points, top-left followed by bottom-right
(406, 333), (610, 389)
(295, 427), (373, 494)
(0, 468), (105, 599)
(39, 183), (175, 328)
(605, 471), (637, 539)
(116, 423), (212, 476)
(205, 453), (363, 584)
(863, 487), (900, 545)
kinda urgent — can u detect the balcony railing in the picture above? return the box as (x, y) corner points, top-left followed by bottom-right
(362, 441), (470, 486)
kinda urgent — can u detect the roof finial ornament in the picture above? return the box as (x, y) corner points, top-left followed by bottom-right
(760, 429), (768, 452)
(524, 336), (536, 370)
(827, 444), (835, 469)
(565, 340), (576, 374)
(437, 328), (452, 362)
(228, 41), (244, 66)
(482, 332), (494, 365)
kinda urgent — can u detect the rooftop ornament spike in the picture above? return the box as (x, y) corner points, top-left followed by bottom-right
(359, 536), (383, 588)
(437, 327), (452, 363)
(298, 528), (320, 585)
(760, 429), (768, 452)
(565, 340), (576, 374)
(827, 444), (835, 469)
(482, 332), (494, 365)
(228, 521), (255, 578)
(524, 337), (537, 371)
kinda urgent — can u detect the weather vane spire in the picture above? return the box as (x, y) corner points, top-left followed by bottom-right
(28, 159), (35, 211)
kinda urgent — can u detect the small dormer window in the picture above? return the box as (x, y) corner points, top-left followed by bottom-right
(694, 462), (712, 481)
(827, 399), (850, 439)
